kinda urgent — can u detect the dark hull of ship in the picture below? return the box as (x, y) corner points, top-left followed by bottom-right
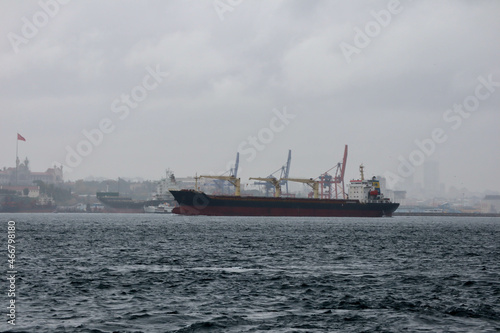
(0, 206), (56, 213)
(0, 196), (55, 213)
(169, 190), (399, 217)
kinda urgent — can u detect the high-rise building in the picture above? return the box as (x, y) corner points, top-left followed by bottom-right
(423, 160), (439, 196)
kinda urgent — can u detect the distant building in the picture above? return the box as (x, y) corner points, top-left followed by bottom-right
(393, 190), (407, 204)
(0, 157), (63, 186)
(481, 195), (500, 213)
(424, 160), (440, 196)
(0, 185), (40, 197)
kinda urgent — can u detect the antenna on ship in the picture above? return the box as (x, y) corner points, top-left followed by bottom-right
(359, 164), (365, 181)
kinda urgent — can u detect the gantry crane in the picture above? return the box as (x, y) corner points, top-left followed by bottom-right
(282, 178), (319, 198)
(282, 150), (292, 193)
(249, 177), (281, 197)
(212, 152), (240, 194)
(318, 145), (348, 199)
(231, 152), (239, 178)
(253, 150), (291, 196)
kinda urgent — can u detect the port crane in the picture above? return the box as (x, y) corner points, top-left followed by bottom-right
(253, 150), (291, 196)
(231, 152), (239, 178)
(249, 177), (281, 197)
(318, 145), (348, 199)
(282, 178), (319, 199)
(196, 152), (241, 196)
(198, 175), (241, 196)
(211, 152), (240, 195)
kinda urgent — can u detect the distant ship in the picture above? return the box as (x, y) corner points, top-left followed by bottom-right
(96, 192), (167, 213)
(0, 192), (56, 213)
(96, 169), (179, 213)
(144, 202), (174, 214)
(170, 166), (399, 217)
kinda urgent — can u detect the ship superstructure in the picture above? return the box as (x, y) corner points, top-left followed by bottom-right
(347, 165), (391, 204)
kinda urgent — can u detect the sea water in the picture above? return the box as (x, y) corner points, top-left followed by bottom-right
(1, 213), (499, 332)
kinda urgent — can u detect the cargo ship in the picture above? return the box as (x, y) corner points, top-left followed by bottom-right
(96, 170), (179, 213)
(0, 192), (56, 213)
(169, 167), (399, 217)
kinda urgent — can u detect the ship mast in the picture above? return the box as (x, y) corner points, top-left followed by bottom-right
(194, 173), (199, 191)
(359, 164), (365, 181)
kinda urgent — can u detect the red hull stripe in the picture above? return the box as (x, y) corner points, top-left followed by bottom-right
(172, 205), (388, 217)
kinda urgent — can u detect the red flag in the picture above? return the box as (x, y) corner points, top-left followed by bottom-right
(17, 133), (26, 141)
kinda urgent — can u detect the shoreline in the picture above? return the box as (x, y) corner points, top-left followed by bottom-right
(394, 212), (500, 217)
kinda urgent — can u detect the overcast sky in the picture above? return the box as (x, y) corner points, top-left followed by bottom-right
(1, 0), (499, 193)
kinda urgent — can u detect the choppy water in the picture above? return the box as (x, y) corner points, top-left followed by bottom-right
(1, 214), (499, 332)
